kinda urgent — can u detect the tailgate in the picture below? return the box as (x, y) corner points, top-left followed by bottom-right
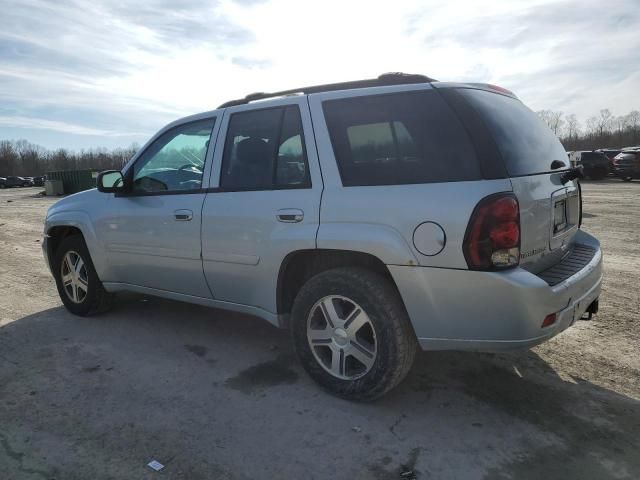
(512, 174), (580, 273)
(450, 87), (582, 274)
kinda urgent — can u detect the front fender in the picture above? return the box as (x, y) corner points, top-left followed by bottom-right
(316, 223), (418, 265)
(45, 210), (108, 279)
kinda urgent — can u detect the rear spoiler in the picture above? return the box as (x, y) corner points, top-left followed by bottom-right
(464, 83), (518, 98)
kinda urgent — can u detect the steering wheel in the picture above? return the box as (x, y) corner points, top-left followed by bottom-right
(133, 176), (168, 192)
(178, 163), (202, 172)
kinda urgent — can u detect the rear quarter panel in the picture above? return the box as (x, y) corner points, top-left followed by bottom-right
(316, 181), (513, 268)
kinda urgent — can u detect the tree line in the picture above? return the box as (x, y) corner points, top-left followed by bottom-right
(1, 107), (640, 176)
(0, 140), (139, 177)
(537, 109), (640, 151)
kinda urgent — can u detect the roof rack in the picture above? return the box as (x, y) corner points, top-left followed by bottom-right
(218, 72), (437, 108)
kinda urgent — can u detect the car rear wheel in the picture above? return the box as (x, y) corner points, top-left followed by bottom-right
(53, 235), (114, 316)
(622, 176), (633, 182)
(291, 267), (417, 401)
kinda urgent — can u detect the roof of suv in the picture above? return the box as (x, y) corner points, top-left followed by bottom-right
(218, 72), (437, 108)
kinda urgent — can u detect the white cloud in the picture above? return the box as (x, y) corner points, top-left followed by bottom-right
(0, 115), (149, 137)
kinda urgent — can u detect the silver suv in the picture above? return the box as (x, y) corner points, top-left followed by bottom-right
(43, 73), (602, 400)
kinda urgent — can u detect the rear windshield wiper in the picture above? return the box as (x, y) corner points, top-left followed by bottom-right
(560, 165), (584, 185)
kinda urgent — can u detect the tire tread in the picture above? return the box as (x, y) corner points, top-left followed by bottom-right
(54, 234), (114, 316)
(291, 267), (417, 401)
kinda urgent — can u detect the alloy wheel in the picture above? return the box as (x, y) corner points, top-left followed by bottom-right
(61, 251), (89, 304)
(306, 295), (377, 380)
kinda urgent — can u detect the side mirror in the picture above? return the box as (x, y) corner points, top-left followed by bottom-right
(97, 170), (125, 193)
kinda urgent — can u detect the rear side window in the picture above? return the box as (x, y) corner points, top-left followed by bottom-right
(220, 106), (310, 190)
(322, 90), (480, 186)
(458, 89), (567, 176)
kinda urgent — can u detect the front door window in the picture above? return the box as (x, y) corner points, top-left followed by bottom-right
(132, 118), (215, 193)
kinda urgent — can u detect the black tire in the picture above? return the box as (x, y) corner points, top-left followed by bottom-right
(622, 177), (633, 182)
(291, 267), (417, 401)
(53, 235), (114, 316)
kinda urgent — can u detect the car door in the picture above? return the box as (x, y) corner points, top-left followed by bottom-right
(99, 116), (220, 298)
(201, 98), (323, 316)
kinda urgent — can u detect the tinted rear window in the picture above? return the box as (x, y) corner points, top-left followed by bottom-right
(322, 90), (480, 186)
(458, 89), (567, 176)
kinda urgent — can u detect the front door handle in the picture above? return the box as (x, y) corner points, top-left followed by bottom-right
(276, 208), (304, 223)
(174, 209), (193, 221)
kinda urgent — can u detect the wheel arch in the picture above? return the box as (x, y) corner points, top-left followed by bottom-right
(45, 211), (106, 278)
(276, 249), (403, 320)
(46, 225), (84, 263)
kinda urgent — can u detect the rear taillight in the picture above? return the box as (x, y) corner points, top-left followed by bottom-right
(463, 193), (520, 270)
(542, 313), (557, 328)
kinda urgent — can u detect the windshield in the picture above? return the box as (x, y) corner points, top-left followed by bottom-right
(459, 88), (568, 176)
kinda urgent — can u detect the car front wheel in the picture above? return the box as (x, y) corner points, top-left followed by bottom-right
(53, 235), (114, 316)
(291, 267), (417, 401)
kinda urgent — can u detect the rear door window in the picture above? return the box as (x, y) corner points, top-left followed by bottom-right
(458, 89), (568, 177)
(322, 90), (481, 186)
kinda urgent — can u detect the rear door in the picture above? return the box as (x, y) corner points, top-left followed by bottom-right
(200, 97), (322, 315)
(453, 87), (579, 272)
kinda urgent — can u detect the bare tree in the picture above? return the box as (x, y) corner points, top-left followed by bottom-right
(585, 116), (598, 137)
(596, 109), (613, 137)
(564, 114), (580, 140)
(0, 139), (140, 177)
(0, 141), (19, 175)
(537, 110), (565, 135)
(626, 110), (640, 144)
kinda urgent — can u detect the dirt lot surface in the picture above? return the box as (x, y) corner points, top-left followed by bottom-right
(1, 181), (639, 479)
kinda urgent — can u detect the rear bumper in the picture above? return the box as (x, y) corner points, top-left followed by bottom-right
(614, 166), (639, 177)
(389, 229), (602, 351)
(613, 168), (640, 178)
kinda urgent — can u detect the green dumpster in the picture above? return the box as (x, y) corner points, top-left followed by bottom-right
(46, 170), (99, 194)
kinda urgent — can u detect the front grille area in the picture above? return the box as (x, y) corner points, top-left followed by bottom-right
(537, 244), (597, 287)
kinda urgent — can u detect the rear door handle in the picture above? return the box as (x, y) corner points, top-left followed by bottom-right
(276, 208), (304, 223)
(174, 209), (193, 221)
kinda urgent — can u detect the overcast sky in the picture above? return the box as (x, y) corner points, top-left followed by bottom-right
(0, 0), (638, 150)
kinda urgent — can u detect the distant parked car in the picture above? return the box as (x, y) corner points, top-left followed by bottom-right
(613, 149), (640, 181)
(0, 176), (32, 188)
(569, 151), (609, 180)
(32, 176), (45, 187)
(596, 149), (622, 173)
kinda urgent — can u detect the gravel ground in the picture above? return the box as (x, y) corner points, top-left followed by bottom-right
(0, 181), (638, 479)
